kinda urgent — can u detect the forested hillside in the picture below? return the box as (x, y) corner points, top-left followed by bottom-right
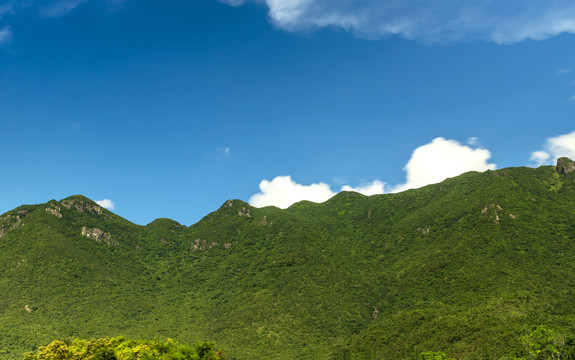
(1, 159), (575, 359)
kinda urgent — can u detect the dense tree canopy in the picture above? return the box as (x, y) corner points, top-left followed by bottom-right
(22, 337), (225, 360)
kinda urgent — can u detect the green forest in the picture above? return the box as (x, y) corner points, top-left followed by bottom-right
(19, 325), (575, 359)
(2, 159), (575, 359)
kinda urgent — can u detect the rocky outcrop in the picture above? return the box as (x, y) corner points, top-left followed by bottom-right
(190, 238), (230, 252)
(556, 157), (575, 175)
(481, 204), (504, 224)
(81, 227), (118, 245)
(62, 200), (104, 215)
(238, 206), (252, 218)
(480, 204), (517, 224)
(46, 203), (63, 218)
(417, 227), (430, 235)
(0, 211), (27, 239)
(223, 199), (253, 218)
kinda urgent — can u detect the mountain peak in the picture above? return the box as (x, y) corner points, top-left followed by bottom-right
(59, 194), (96, 204)
(556, 157), (575, 174)
(59, 195), (105, 216)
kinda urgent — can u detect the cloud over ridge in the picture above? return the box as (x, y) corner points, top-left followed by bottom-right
(249, 176), (336, 209)
(530, 131), (575, 166)
(248, 137), (496, 209)
(220, 0), (575, 43)
(392, 137), (496, 193)
(249, 176), (386, 209)
(95, 199), (115, 210)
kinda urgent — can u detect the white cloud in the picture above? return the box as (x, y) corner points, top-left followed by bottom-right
(558, 68), (572, 76)
(530, 150), (552, 166)
(249, 176), (335, 209)
(219, 0), (575, 44)
(95, 199), (115, 210)
(392, 137), (496, 193)
(0, 26), (12, 44)
(265, 0), (316, 28)
(248, 176), (386, 208)
(530, 130), (575, 166)
(341, 180), (385, 196)
(249, 138), (496, 208)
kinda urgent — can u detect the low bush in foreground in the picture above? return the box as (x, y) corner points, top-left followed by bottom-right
(22, 337), (226, 360)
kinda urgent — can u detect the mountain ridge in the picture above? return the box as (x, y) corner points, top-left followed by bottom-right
(1, 161), (575, 359)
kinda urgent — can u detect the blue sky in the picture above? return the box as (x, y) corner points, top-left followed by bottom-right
(1, 0), (575, 225)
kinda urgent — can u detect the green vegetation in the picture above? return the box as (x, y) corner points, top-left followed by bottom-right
(419, 351), (456, 360)
(2, 162), (575, 359)
(418, 326), (575, 360)
(22, 337), (225, 359)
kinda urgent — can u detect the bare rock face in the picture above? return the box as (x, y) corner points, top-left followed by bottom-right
(481, 204), (506, 224)
(0, 211), (27, 239)
(556, 157), (575, 175)
(46, 203), (63, 218)
(81, 227), (118, 245)
(190, 238), (230, 252)
(238, 207), (251, 218)
(62, 200), (104, 215)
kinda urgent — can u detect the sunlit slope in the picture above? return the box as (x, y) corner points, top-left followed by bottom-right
(339, 165), (575, 359)
(1, 161), (575, 359)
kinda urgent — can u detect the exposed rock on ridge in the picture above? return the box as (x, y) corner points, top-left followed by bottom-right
(61, 199), (104, 215)
(0, 210), (27, 238)
(556, 157), (575, 175)
(46, 202), (63, 218)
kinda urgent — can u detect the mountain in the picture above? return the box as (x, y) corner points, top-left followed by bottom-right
(2, 159), (575, 359)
